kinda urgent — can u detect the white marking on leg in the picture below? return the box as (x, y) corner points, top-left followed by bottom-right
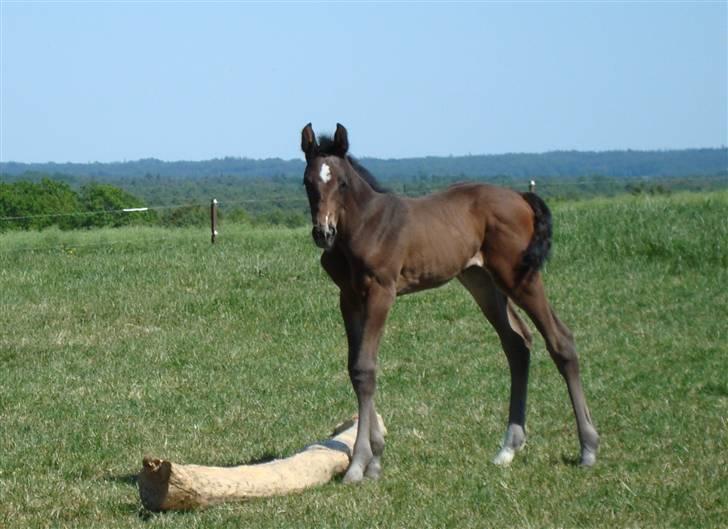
(493, 446), (516, 465)
(465, 251), (484, 268)
(319, 162), (332, 183)
(493, 426), (525, 465)
(581, 448), (597, 467)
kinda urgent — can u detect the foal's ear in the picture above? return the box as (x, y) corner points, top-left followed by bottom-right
(301, 123), (318, 160)
(333, 123), (349, 156)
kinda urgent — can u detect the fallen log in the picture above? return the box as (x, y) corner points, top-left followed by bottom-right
(138, 415), (384, 511)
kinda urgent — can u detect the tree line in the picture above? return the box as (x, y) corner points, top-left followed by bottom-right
(2, 147), (726, 182)
(2, 169), (727, 233)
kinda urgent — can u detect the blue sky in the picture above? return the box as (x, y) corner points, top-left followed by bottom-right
(1, 1), (726, 163)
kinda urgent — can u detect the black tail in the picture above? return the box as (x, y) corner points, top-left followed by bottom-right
(518, 192), (553, 281)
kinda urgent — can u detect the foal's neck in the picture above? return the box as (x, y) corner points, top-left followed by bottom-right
(347, 165), (380, 204)
(340, 165), (387, 232)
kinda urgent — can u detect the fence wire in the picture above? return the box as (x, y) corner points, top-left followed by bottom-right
(0, 198), (313, 223)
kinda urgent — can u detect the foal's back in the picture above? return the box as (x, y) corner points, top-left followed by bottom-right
(393, 183), (535, 294)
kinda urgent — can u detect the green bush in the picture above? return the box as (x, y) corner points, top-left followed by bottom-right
(0, 179), (80, 231)
(0, 180), (157, 231)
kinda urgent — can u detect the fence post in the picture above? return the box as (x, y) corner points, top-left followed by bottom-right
(529, 179), (536, 193)
(210, 199), (218, 244)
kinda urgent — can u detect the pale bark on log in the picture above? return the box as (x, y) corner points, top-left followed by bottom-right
(138, 415), (384, 511)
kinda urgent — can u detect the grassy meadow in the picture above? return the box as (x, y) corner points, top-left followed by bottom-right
(1, 191), (726, 528)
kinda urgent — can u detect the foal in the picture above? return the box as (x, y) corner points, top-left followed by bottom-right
(301, 123), (599, 483)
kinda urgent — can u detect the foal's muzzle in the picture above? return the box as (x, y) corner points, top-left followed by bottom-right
(312, 224), (337, 250)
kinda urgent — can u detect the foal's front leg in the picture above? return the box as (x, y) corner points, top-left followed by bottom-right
(342, 281), (394, 483)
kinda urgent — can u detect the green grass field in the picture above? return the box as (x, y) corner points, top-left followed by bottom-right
(1, 191), (726, 528)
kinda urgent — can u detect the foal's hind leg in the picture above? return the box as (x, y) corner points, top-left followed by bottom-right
(458, 267), (533, 465)
(508, 274), (600, 466)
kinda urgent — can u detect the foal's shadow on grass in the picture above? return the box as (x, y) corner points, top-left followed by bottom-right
(559, 454), (583, 467)
(230, 439), (350, 466)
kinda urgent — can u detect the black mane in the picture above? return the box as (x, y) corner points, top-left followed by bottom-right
(317, 134), (389, 193)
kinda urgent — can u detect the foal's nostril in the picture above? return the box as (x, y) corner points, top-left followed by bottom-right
(311, 223), (336, 249)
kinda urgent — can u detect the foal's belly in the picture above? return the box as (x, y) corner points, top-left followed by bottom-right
(395, 249), (483, 296)
(395, 273), (452, 296)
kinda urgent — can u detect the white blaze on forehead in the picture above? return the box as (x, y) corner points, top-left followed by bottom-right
(319, 163), (332, 183)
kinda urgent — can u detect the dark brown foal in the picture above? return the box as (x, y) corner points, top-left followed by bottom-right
(301, 123), (599, 483)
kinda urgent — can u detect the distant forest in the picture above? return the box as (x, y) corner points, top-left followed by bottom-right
(2, 147), (726, 181)
(2, 148), (726, 230)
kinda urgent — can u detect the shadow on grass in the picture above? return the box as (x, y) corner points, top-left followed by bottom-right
(560, 454), (583, 467)
(106, 473), (191, 521)
(206, 438), (350, 467)
(126, 503), (158, 522)
(106, 473), (138, 486)
(103, 474), (160, 522)
(702, 382), (728, 398)
(228, 451), (284, 466)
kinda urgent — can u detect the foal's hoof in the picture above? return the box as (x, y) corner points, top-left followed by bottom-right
(579, 449), (597, 467)
(492, 446), (516, 466)
(364, 457), (382, 480)
(493, 425), (526, 466)
(579, 428), (599, 467)
(342, 465), (365, 484)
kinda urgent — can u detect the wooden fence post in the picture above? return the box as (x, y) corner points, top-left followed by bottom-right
(210, 199), (218, 244)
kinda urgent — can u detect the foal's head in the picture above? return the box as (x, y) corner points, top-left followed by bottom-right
(300, 123), (353, 251)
